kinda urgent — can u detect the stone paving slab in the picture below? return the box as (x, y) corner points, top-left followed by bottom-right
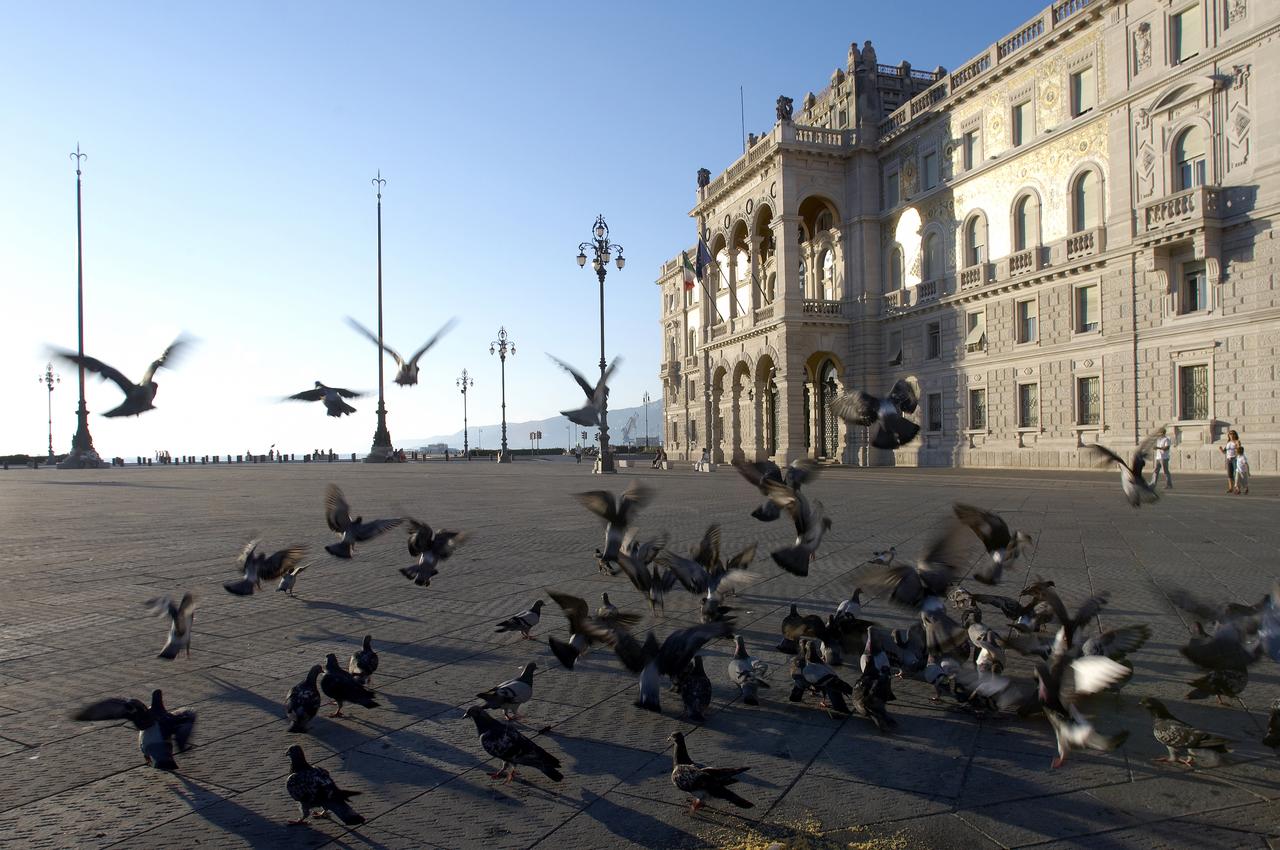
(1, 461), (1278, 848)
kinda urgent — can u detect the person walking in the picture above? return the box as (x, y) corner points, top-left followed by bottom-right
(1219, 429), (1244, 494)
(1235, 442), (1250, 496)
(1149, 427), (1173, 490)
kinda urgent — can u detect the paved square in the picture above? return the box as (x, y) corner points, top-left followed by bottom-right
(1, 460), (1277, 849)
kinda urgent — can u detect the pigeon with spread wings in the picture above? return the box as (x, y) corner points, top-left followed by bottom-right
(830, 378), (920, 450)
(732, 457), (819, 522)
(50, 336), (189, 418)
(549, 354), (621, 428)
(324, 484), (402, 559)
(345, 316), (457, 387)
(1085, 431), (1163, 507)
(146, 592), (196, 660)
(953, 503), (1033, 585)
(287, 382), (363, 417)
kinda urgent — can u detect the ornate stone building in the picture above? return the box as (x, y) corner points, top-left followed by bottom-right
(657, 0), (1277, 473)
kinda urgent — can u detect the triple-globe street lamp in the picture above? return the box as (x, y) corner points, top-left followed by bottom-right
(575, 214), (625, 474)
(489, 327), (516, 463)
(456, 369), (474, 460)
(38, 363), (60, 463)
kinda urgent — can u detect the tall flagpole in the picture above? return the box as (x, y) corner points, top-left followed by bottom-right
(60, 144), (104, 469)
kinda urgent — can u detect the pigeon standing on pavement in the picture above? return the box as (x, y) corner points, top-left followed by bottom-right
(463, 706), (563, 784)
(146, 592), (195, 660)
(726, 636), (770, 706)
(277, 561), (309, 595)
(286, 665), (323, 733)
(1139, 696), (1232, 767)
(319, 653), (379, 717)
(667, 732), (754, 814)
(50, 336), (189, 418)
(224, 540), (307, 596)
(476, 662), (536, 721)
(287, 381), (364, 417)
(348, 635), (379, 685)
(830, 378), (920, 450)
(952, 504), (1033, 585)
(345, 316), (457, 387)
(495, 600), (545, 640)
(324, 484), (402, 559)
(72, 694), (195, 770)
(285, 745), (365, 826)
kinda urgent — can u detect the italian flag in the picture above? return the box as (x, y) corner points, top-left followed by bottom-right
(681, 251), (696, 291)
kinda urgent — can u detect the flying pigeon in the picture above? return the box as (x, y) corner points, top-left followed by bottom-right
(575, 482), (650, 569)
(224, 539), (307, 596)
(324, 484), (402, 558)
(596, 620), (733, 713)
(764, 481), (832, 576)
(1084, 431), (1162, 507)
(548, 354), (621, 428)
(285, 745), (364, 826)
(614, 532), (673, 613)
(287, 381), (364, 417)
(667, 731), (753, 814)
(286, 665), (323, 733)
(464, 706), (563, 784)
(952, 504), (1033, 585)
(1139, 696), (1232, 767)
(50, 336), (189, 417)
(348, 635), (378, 684)
(146, 592), (195, 660)
(400, 519), (468, 586)
(72, 692), (197, 770)
(732, 457), (819, 521)
(319, 653), (379, 717)
(546, 590), (641, 670)
(830, 378), (920, 450)
(495, 600), (544, 640)
(862, 524), (971, 610)
(345, 316), (457, 386)
(476, 662), (536, 721)
(726, 636), (771, 705)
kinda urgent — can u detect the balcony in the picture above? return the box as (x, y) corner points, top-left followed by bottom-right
(960, 262), (992, 290)
(1064, 226), (1105, 261)
(883, 290), (904, 311)
(709, 322), (727, 341)
(1009, 247), (1042, 277)
(915, 279), (942, 303)
(683, 354), (698, 370)
(802, 299), (844, 316)
(1140, 186), (1221, 235)
(753, 303), (776, 323)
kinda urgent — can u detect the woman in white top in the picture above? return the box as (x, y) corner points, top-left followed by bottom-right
(1219, 429), (1243, 494)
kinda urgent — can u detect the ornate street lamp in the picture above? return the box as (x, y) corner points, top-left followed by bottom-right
(456, 369), (474, 460)
(364, 171), (394, 463)
(38, 363), (60, 463)
(59, 145), (104, 469)
(488, 327), (516, 463)
(642, 390), (651, 450)
(576, 214), (625, 474)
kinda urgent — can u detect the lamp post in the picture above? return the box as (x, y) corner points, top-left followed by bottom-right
(38, 363), (60, 463)
(456, 369), (473, 460)
(59, 145), (104, 469)
(642, 390), (651, 450)
(576, 214), (625, 474)
(488, 326), (515, 463)
(364, 171), (394, 463)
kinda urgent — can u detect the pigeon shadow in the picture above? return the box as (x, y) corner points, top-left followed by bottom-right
(300, 599), (420, 622)
(576, 790), (704, 847)
(203, 672), (286, 718)
(172, 775), (335, 848)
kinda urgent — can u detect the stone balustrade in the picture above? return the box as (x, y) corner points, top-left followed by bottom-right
(1065, 226), (1105, 261)
(884, 290), (903, 311)
(960, 263), (991, 290)
(753, 304), (776, 322)
(1009, 247), (1040, 276)
(916, 279), (941, 302)
(802, 299), (844, 316)
(1141, 186), (1220, 233)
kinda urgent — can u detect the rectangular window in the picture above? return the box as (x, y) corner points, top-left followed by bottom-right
(1076, 284), (1100, 333)
(1178, 156), (1206, 191)
(922, 152), (938, 190)
(689, 419), (698, 445)
(1179, 364), (1209, 420)
(1179, 262), (1207, 313)
(1018, 383), (1039, 428)
(1071, 66), (1096, 116)
(888, 330), (903, 365)
(885, 171), (900, 208)
(926, 322), (941, 360)
(1012, 101), (1030, 147)
(927, 392), (943, 432)
(965, 310), (987, 352)
(1077, 376), (1101, 425)
(962, 130), (978, 171)
(968, 388), (987, 430)
(1172, 5), (1202, 65)
(1016, 298), (1038, 343)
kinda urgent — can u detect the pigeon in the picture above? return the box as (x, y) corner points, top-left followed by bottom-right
(732, 457), (819, 522)
(726, 636), (771, 706)
(597, 592), (621, 622)
(319, 653), (379, 717)
(549, 354), (621, 428)
(149, 690), (196, 754)
(667, 731), (754, 814)
(1085, 431), (1162, 507)
(400, 519), (468, 586)
(701, 542), (757, 622)
(597, 621), (733, 713)
(952, 504), (1033, 585)
(862, 524), (971, 610)
(1024, 585), (1110, 654)
(50, 336), (188, 417)
(575, 482), (650, 569)
(1139, 696), (1232, 767)
(287, 381), (364, 417)
(1264, 698), (1280, 749)
(348, 635), (378, 684)
(146, 592), (195, 660)
(966, 590), (1037, 624)
(789, 639), (853, 715)
(830, 378), (920, 450)
(72, 694), (194, 770)
(495, 600), (545, 640)
(546, 590), (641, 670)
(836, 589), (864, 622)
(224, 540), (307, 596)
(277, 561), (310, 595)
(345, 316), (457, 386)
(1080, 624), (1153, 664)
(324, 484), (402, 559)
(286, 665), (323, 733)
(675, 655), (713, 722)
(285, 745), (364, 826)
(476, 662), (536, 721)
(615, 533), (674, 613)
(464, 706), (562, 783)
(850, 663), (898, 732)
(765, 481), (832, 576)
(1186, 667), (1249, 704)
(1038, 655), (1132, 768)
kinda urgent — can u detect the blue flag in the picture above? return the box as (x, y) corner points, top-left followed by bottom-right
(695, 238), (713, 282)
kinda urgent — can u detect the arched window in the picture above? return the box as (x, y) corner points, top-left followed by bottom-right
(734, 248), (750, 287)
(816, 210), (833, 233)
(798, 257), (807, 295)
(1072, 171), (1101, 232)
(819, 248), (835, 300)
(964, 214), (987, 267)
(668, 337), (676, 362)
(818, 361), (840, 459)
(766, 272), (776, 302)
(1174, 125), (1206, 191)
(922, 232), (941, 280)
(687, 329), (696, 355)
(889, 246), (904, 291)
(715, 249), (729, 290)
(1013, 194), (1039, 251)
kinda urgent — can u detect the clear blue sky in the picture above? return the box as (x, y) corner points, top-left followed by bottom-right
(1, 0), (1044, 457)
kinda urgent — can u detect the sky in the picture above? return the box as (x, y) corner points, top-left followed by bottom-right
(1, 0), (1045, 457)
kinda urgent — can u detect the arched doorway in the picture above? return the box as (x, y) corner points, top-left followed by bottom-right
(817, 360), (841, 460)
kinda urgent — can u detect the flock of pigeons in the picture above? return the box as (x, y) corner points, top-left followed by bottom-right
(45, 335), (1279, 827)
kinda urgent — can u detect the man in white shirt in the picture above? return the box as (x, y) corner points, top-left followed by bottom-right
(1150, 427), (1172, 489)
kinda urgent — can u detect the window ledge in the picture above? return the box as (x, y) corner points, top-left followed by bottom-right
(1016, 426), (1042, 433)
(964, 428), (989, 436)
(1174, 419), (1213, 428)
(1072, 329), (1102, 338)
(1014, 339), (1040, 348)
(1073, 424), (1105, 432)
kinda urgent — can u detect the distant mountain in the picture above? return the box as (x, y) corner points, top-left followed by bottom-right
(404, 401), (665, 451)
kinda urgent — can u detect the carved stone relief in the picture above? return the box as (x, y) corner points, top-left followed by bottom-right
(1134, 23), (1152, 74)
(1227, 0), (1246, 26)
(1228, 64), (1252, 169)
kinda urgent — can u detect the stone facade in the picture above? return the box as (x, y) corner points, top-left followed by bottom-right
(656, 0), (1279, 473)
